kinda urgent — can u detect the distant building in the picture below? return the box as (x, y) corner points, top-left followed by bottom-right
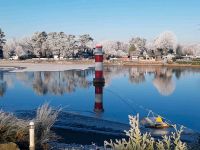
(117, 56), (129, 61)
(53, 55), (59, 60)
(163, 54), (175, 61)
(9, 55), (19, 60)
(155, 51), (162, 61)
(182, 55), (193, 61)
(130, 51), (140, 60)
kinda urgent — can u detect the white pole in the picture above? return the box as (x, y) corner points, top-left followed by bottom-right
(29, 121), (35, 150)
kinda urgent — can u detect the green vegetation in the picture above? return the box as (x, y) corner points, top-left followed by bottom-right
(176, 60), (200, 65)
(104, 114), (188, 150)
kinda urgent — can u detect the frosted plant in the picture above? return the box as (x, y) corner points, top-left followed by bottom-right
(31, 31), (48, 58)
(78, 34), (93, 50)
(146, 41), (155, 51)
(2, 38), (18, 58)
(99, 40), (128, 57)
(105, 114), (155, 150)
(0, 103), (61, 150)
(154, 31), (177, 55)
(171, 125), (187, 150)
(104, 114), (188, 150)
(0, 110), (28, 142)
(0, 28), (6, 49)
(35, 103), (61, 145)
(129, 37), (146, 53)
(182, 44), (200, 56)
(64, 34), (77, 58)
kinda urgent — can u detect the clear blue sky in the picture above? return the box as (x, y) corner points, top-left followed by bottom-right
(0, 0), (200, 43)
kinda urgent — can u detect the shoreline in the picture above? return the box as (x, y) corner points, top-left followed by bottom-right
(0, 60), (94, 72)
(1, 60), (200, 72)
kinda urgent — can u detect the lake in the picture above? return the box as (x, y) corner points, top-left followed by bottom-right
(0, 65), (200, 145)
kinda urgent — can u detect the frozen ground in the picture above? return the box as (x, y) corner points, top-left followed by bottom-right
(0, 62), (94, 72)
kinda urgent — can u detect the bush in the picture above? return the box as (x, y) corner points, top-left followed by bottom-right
(0, 110), (28, 143)
(104, 114), (187, 150)
(0, 103), (60, 149)
(35, 103), (61, 146)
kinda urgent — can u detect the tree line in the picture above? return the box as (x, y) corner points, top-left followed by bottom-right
(0, 30), (94, 59)
(0, 28), (200, 60)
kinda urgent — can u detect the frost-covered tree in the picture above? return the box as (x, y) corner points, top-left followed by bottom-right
(3, 38), (33, 59)
(100, 40), (128, 57)
(192, 44), (200, 56)
(3, 39), (18, 58)
(176, 44), (183, 57)
(45, 32), (79, 58)
(181, 44), (200, 56)
(75, 34), (94, 57)
(129, 37), (146, 54)
(78, 34), (93, 51)
(15, 45), (25, 58)
(128, 44), (136, 58)
(31, 32), (47, 58)
(45, 32), (61, 58)
(100, 40), (117, 55)
(146, 41), (156, 51)
(0, 28), (6, 58)
(64, 34), (77, 58)
(154, 31), (177, 55)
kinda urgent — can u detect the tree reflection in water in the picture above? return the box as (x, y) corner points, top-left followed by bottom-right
(153, 68), (175, 96)
(0, 71), (7, 96)
(15, 69), (94, 95)
(0, 67), (200, 97)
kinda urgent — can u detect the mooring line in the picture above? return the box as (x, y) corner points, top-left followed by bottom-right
(104, 88), (137, 114)
(104, 87), (196, 132)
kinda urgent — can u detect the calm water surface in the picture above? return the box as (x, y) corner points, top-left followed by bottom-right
(0, 66), (200, 133)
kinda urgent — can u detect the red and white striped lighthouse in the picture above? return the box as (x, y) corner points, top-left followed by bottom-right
(93, 44), (105, 112)
(93, 44), (105, 84)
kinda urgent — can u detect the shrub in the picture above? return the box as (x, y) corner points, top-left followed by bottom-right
(35, 103), (61, 146)
(0, 103), (60, 149)
(104, 114), (187, 150)
(0, 110), (28, 143)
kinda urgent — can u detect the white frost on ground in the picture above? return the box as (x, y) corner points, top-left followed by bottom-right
(0, 63), (94, 72)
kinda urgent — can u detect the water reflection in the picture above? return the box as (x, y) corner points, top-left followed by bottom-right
(4, 69), (93, 96)
(153, 68), (175, 96)
(94, 83), (104, 113)
(0, 72), (7, 96)
(0, 66), (200, 97)
(128, 68), (145, 84)
(104, 66), (200, 96)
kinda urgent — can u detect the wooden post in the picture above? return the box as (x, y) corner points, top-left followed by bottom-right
(29, 121), (35, 150)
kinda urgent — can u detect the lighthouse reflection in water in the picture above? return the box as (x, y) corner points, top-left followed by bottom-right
(94, 82), (104, 113)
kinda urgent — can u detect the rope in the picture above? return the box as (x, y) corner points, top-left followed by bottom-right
(104, 87), (196, 132)
(105, 88), (137, 114)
